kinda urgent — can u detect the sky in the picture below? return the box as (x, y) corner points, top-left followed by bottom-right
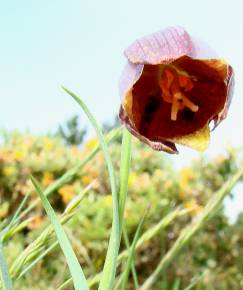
(0, 0), (242, 221)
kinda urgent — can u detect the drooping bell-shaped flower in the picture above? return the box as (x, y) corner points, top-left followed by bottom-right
(119, 26), (234, 154)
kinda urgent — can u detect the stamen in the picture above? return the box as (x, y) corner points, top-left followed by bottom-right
(182, 95), (199, 112)
(171, 99), (180, 121)
(159, 68), (199, 121)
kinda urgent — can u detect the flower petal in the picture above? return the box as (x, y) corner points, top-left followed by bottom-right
(190, 36), (218, 59)
(119, 105), (178, 154)
(212, 65), (234, 129)
(124, 26), (193, 64)
(169, 124), (210, 151)
(119, 61), (144, 98)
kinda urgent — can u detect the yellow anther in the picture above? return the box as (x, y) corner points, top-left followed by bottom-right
(159, 68), (199, 121)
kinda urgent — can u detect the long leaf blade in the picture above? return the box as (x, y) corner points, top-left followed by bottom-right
(0, 243), (13, 290)
(120, 211), (146, 290)
(63, 87), (119, 290)
(30, 176), (89, 290)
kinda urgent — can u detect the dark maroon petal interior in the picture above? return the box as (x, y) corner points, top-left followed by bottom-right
(131, 57), (227, 140)
(119, 105), (178, 154)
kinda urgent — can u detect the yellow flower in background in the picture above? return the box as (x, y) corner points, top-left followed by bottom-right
(179, 167), (195, 189)
(42, 172), (54, 187)
(128, 172), (137, 187)
(28, 215), (45, 230)
(58, 185), (75, 204)
(0, 202), (9, 218)
(14, 150), (26, 161)
(105, 195), (112, 206)
(43, 137), (54, 151)
(82, 174), (95, 186)
(2, 166), (16, 177)
(178, 191), (187, 199)
(85, 137), (99, 151)
(183, 199), (203, 216)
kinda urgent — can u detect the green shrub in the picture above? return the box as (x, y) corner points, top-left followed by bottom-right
(0, 131), (242, 289)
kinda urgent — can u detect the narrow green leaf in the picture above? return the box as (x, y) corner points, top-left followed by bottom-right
(11, 185), (90, 280)
(183, 271), (205, 290)
(7, 194), (29, 229)
(63, 87), (119, 290)
(118, 208), (181, 262)
(120, 211), (147, 290)
(30, 176), (89, 290)
(0, 194), (29, 242)
(172, 279), (180, 290)
(56, 277), (72, 290)
(18, 242), (58, 279)
(0, 243), (13, 290)
(121, 225), (139, 290)
(119, 129), (132, 230)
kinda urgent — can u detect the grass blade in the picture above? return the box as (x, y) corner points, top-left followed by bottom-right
(10, 184), (91, 280)
(120, 211), (147, 290)
(183, 270), (206, 290)
(118, 207), (182, 262)
(122, 225), (139, 290)
(118, 129), (132, 230)
(0, 243), (13, 290)
(17, 242), (58, 279)
(56, 277), (72, 290)
(63, 87), (119, 290)
(141, 168), (243, 290)
(30, 176), (89, 290)
(7, 194), (29, 230)
(0, 194), (29, 242)
(172, 279), (180, 290)
(0, 194), (29, 289)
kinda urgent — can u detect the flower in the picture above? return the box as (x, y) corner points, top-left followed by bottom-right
(42, 172), (54, 187)
(183, 199), (203, 216)
(179, 167), (195, 188)
(105, 195), (113, 206)
(58, 185), (75, 204)
(119, 26), (234, 153)
(14, 150), (26, 161)
(84, 137), (99, 151)
(28, 215), (44, 230)
(2, 166), (16, 177)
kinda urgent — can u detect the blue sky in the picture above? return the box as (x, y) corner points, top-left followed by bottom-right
(0, 0), (242, 220)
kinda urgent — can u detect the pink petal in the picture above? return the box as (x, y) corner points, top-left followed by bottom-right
(190, 36), (218, 59)
(124, 26), (193, 64)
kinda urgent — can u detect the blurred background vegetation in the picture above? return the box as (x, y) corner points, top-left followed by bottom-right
(0, 116), (242, 290)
